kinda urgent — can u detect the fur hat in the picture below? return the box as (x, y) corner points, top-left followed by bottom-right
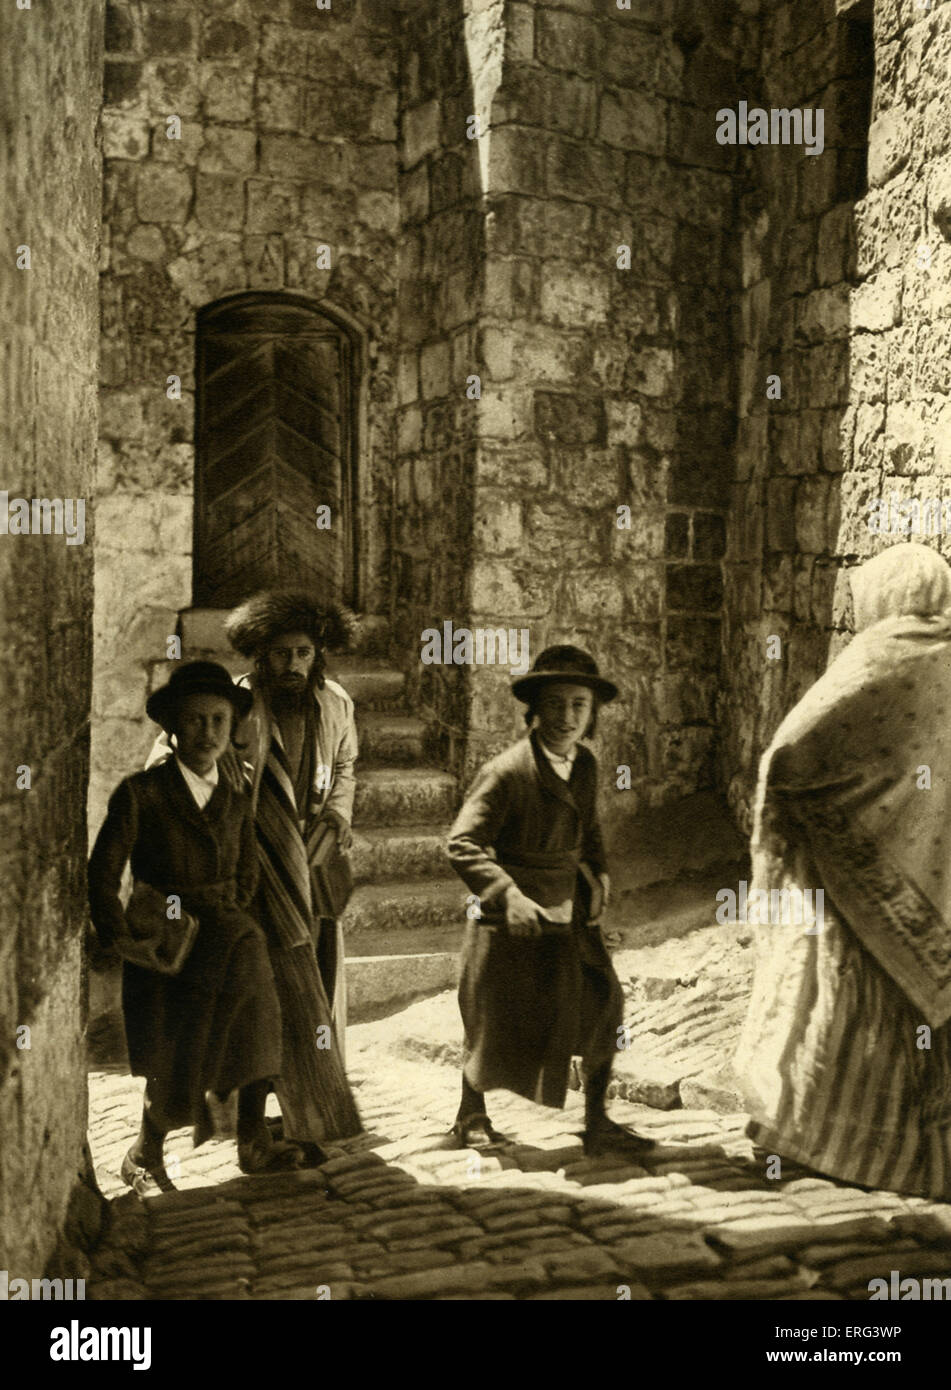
(511, 644), (618, 704)
(146, 661), (253, 732)
(223, 590), (356, 658)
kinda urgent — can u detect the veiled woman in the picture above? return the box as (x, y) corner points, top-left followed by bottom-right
(735, 541), (951, 1199)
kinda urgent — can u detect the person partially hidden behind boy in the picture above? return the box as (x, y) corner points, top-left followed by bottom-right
(446, 645), (655, 1158)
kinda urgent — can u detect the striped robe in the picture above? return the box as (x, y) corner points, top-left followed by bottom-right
(251, 710), (360, 1142)
(735, 606), (951, 1198)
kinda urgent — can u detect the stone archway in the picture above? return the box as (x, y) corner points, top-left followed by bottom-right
(194, 293), (360, 609)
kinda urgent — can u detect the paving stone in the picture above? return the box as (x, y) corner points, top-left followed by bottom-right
(664, 1275), (814, 1300)
(487, 1233), (593, 1262)
(888, 1209), (951, 1243)
(455, 1225), (584, 1259)
(88, 1279), (148, 1300)
(253, 1225), (350, 1254)
(369, 1249), (458, 1274)
(255, 1242), (386, 1274)
(708, 1215), (892, 1258)
(723, 1255), (799, 1280)
(256, 1282), (354, 1300)
(540, 1247), (625, 1282)
(530, 1282), (651, 1300)
(612, 1231), (722, 1282)
(776, 1290), (845, 1300)
(360, 1262), (497, 1299)
(797, 1239), (921, 1268)
(146, 1256), (256, 1291)
(483, 1205), (575, 1232)
(824, 1246), (951, 1291)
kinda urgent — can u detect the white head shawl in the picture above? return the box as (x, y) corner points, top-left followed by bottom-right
(851, 541), (951, 632)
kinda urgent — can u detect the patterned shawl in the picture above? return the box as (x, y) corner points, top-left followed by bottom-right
(753, 543), (951, 1026)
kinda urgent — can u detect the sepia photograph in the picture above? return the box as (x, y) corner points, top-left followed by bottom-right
(1, 0), (949, 1358)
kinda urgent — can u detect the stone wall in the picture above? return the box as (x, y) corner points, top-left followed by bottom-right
(392, 0), (502, 773)
(90, 0), (400, 838)
(453, 0), (745, 850)
(720, 0), (951, 830)
(0, 0), (103, 1273)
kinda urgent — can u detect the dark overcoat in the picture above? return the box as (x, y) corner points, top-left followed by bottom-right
(88, 758), (282, 1142)
(447, 730), (624, 1108)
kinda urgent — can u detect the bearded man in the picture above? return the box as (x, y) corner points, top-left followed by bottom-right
(149, 591), (361, 1146)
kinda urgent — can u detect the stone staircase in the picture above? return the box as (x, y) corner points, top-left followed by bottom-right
(179, 610), (464, 1021)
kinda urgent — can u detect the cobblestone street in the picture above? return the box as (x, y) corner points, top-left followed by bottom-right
(86, 1008), (951, 1302)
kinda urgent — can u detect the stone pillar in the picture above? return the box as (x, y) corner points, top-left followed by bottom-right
(0, 0), (104, 1275)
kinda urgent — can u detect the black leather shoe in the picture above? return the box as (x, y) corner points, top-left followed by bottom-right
(582, 1118), (656, 1158)
(449, 1113), (508, 1149)
(237, 1128), (304, 1175)
(121, 1148), (176, 1196)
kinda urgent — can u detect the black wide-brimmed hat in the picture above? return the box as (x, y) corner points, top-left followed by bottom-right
(146, 661), (253, 731)
(511, 645), (619, 704)
(224, 590), (356, 658)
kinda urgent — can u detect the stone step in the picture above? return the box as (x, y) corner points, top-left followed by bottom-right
(345, 953), (459, 1023)
(332, 659), (406, 708)
(160, 646), (407, 710)
(356, 711), (427, 764)
(341, 878), (466, 938)
(350, 825), (450, 884)
(353, 767), (457, 827)
(179, 607), (391, 658)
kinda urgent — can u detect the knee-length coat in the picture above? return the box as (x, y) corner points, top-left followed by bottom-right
(88, 758), (283, 1144)
(447, 730), (624, 1108)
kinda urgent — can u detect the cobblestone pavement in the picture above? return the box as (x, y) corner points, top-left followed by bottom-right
(87, 1042), (951, 1301)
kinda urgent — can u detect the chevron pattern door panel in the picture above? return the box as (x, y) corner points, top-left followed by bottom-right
(195, 296), (356, 609)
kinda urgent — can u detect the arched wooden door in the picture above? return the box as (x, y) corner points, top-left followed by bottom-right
(194, 294), (358, 609)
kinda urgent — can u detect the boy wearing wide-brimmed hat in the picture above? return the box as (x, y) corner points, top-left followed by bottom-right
(89, 661), (299, 1189)
(447, 645), (654, 1156)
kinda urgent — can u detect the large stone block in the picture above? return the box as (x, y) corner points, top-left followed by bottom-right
(795, 475), (836, 555)
(198, 125), (258, 174)
(256, 74), (302, 131)
(134, 164), (193, 223)
(200, 16), (257, 62)
(534, 390), (606, 445)
(102, 111), (150, 161)
(195, 171), (245, 230)
(868, 107), (912, 188)
(143, 4), (196, 56)
(403, 100), (441, 168)
(246, 178), (301, 233)
(599, 87), (666, 156)
(484, 126), (547, 195)
(536, 9), (601, 76)
(539, 264), (610, 327)
(470, 559), (554, 617)
(201, 63), (255, 122)
(546, 138), (619, 205)
(473, 492), (522, 554)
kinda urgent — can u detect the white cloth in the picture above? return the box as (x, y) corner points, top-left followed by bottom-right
(175, 755), (218, 810)
(537, 738), (577, 782)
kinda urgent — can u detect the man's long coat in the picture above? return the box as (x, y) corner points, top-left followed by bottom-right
(87, 758), (283, 1142)
(447, 731), (623, 1108)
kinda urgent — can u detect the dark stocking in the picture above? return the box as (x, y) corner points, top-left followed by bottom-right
(583, 1061), (612, 1131)
(131, 1100), (166, 1170)
(456, 1072), (488, 1123)
(237, 1079), (270, 1143)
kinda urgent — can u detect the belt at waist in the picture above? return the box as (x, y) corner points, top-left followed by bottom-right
(499, 849), (582, 870)
(138, 878), (238, 913)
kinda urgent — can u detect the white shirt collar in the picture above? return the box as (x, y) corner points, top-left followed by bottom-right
(537, 738), (577, 781)
(175, 755), (219, 809)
